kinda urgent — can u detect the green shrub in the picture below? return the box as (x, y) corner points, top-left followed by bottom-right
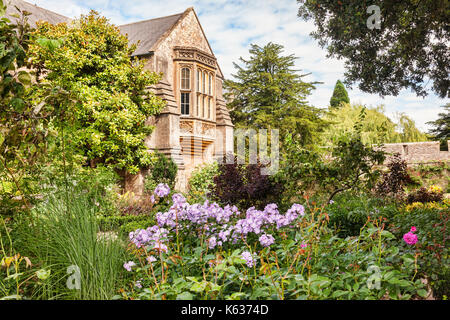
(389, 207), (449, 299)
(97, 214), (155, 237)
(145, 151), (178, 193)
(187, 162), (219, 203)
(327, 193), (398, 238)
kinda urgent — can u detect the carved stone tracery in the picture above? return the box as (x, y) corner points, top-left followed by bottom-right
(174, 46), (217, 69)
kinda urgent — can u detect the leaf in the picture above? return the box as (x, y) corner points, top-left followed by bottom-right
(0, 295), (21, 300)
(417, 289), (428, 298)
(36, 269), (51, 281)
(17, 71), (31, 86)
(332, 290), (347, 298)
(176, 292), (193, 300)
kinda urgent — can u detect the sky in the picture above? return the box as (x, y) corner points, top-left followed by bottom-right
(26, 0), (448, 132)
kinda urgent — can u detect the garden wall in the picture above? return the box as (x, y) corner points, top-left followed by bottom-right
(381, 141), (450, 164)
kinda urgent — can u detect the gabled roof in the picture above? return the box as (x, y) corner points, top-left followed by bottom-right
(5, 0), (71, 26)
(118, 12), (184, 57)
(3, 2), (222, 74)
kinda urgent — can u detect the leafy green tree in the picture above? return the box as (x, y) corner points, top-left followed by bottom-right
(278, 109), (386, 203)
(330, 80), (349, 108)
(0, 2), (67, 213)
(321, 103), (428, 145)
(297, 0), (449, 98)
(224, 42), (326, 146)
(427, 104), (450, 140)
(31, 11), (166, 174)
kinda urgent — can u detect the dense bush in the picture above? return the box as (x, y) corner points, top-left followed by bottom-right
(212, 159), (282, 210)
(389, 206), (449, 299)
(279, 125), (385, 204)
(187, 162), (219, 203)
(30, 11), (166, 174)
(144, 151), (178, 192)
(326, 193), (397, 238)
(3, 183), (128, 300)
(406, 187), (444, 204)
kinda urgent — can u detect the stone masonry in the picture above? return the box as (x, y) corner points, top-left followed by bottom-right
(382, 141), (450, 164)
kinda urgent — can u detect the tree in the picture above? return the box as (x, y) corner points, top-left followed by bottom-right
(297, 1), (449, 98)
(224, 42), (326, 146)
(321, 103), (428, 145)
(0, 2), (67, 213)
(330, 80), (349, 108)
(278, 109), (386, 203)
(427, 104), (450, 140)
(30, 11), (166, 174)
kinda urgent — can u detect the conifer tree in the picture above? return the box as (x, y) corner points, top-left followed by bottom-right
(427, 104), (450, 141)
(330, 80), (350, 108)
(224, 42), (325, 146)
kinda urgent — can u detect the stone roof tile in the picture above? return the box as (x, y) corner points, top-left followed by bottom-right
(118, 12), (184, 56)
(5, 0), (71, 26)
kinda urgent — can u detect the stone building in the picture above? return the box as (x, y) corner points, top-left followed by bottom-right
(7, 1), (234, 193)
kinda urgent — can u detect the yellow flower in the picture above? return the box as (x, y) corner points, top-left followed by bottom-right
(428, 185), (443, 194)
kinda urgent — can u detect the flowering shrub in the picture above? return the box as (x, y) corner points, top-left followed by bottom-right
(389, 206), (449, 299)
(404, 199), (449, 212)
(118, 186), (427, 300)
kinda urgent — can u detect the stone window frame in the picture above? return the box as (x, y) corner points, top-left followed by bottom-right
(196, 67), (215, 121)
(174, 47), (217, 121)
(179, 64), (193, 116)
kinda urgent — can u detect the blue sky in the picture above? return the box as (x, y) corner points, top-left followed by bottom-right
(27, 0), (448, 131)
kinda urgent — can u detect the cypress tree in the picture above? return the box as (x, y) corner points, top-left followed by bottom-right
(330, 80), (350, 108)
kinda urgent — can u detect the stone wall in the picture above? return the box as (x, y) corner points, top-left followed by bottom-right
(381, 141), (450, 163)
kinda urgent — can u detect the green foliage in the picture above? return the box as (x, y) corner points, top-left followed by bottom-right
(144, 151), (178, 192)
(389, 206), (449, 299)
(321, 104), (428, 145)
(326, 193), (397, 238)
(330, 80), (350, 108)
(0, 4), (66, 215)
(279, 111), (386, 203)
(30, 11), (166, 174)
(187, 162), (219, 203)
(119, 198), (426, 300)
(427, 104), (450, 143)
(224, 42), (327, 146)
(298, 0), (449, 98)
(97, 215), (155, 237)
(14, 185), (127, 300)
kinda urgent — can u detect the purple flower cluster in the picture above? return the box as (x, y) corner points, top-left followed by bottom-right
(259, 234), (275, 247)
(129, 191), (306, 252)
(123, 261), (136, 272)
(241, 251), (257, 268)
(129, 225), (169, 252)
(154, 183), (170, 198)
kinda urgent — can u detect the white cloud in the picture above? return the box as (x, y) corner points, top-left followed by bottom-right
(30, 0), (449, 132)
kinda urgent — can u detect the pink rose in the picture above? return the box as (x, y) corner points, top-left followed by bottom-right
(403, 232), (418, 245)
(410, 226), (417, 233)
